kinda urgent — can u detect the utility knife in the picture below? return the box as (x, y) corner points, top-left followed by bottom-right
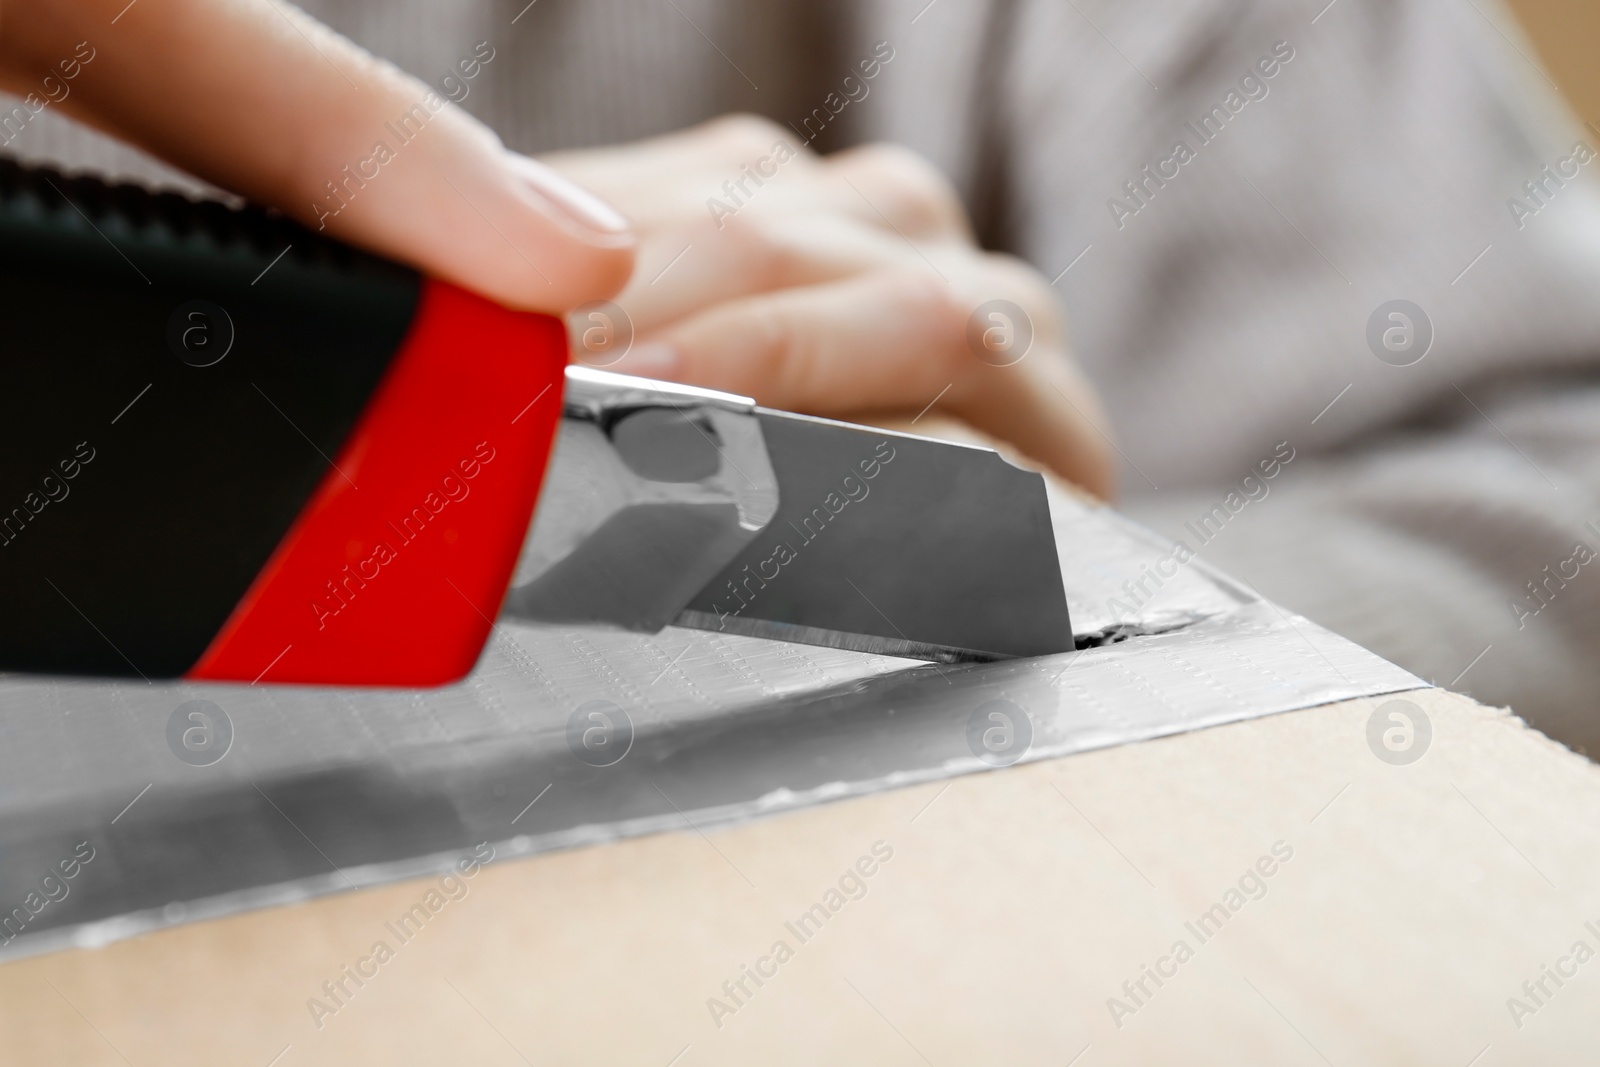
(0, 158), (1071, 685)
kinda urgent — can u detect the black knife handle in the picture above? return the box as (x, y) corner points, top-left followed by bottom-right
(0, 157), (567, 685)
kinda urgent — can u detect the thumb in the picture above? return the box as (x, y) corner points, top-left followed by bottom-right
(0, 0), (634, 312)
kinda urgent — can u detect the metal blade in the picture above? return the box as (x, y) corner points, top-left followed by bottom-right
(673, 410), (1072, 661)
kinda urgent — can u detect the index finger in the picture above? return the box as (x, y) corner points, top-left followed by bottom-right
(0, 0), (635, 312)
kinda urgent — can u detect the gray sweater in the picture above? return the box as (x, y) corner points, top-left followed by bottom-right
(14, 0), (1600, 750)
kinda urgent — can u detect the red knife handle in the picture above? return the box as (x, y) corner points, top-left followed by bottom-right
(0, 159), (566, 686)
(188, 280), (566, 686)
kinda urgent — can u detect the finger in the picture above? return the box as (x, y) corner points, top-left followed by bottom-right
(609, 211), (943, 335)
(542, 115), (820, 230)
(623, 269), (1115, 496)
(820, 143), (972, 242)
(955, 341), (1118, 500)
(547, 127), (967, 264)
(0, 0), (634, 312)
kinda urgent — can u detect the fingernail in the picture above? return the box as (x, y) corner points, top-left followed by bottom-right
(514, 157), (632, 240)
(623, 341), (680, 379)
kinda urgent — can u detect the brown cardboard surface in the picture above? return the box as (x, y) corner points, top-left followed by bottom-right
(1506, 0), (1600, 125)
(3, 687), (1596, 1065)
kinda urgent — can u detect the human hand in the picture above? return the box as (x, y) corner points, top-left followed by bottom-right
(540, 115), (1116, 497)
(0, 0), (634, 312)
